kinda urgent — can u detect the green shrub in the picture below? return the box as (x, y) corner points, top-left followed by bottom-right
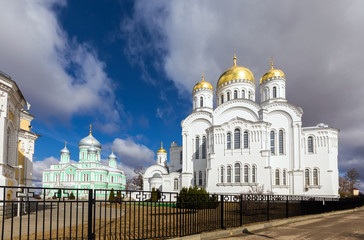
(151, 188), (161, 202)
(69, 192), (75, 200)
(116, 190), (123, 203)
(177, 186), (218, 209)
(109, 188), (116, 202)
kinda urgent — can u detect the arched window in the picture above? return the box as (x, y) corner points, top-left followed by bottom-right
(199, 171), (203, 186)
(234, 90), (238, 99)
(273, 86), (277, 98)
(227, 166), (232, 183)
(174, 178), (178, 190)
(227, 133), (231, 149)
(234, 129), (241, 149)
(308, 137), (314, 153)
(202, 136), (207, 159)
(221, 95), (224, 104)
(279, 130), (284, 154)
(275, 169), (280, 185)
(313, 169), (318, 186)
(305, 169), (310, 185)
(244, 131), (249, 148)
(244, 165), (249, 183)
(195, 136), (200, 159)
(227, 92), (230, 101)
(220, 166), (224, 183)
(252, 165), (256, 183)
(200, 96), (203, 107)
(234, 163), (241, 183)
(248, 91), (251, 99)
(283, 169), (287, 185)
(242, 90), (245, 99)
(194, 172), (196, 186)
(270, 131), (275, 155)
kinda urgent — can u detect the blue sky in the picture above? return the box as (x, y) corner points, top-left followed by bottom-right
(1, 0), (364, 190)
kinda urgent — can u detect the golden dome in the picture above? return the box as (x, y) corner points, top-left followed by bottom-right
(157, 142), (167, 154)
(217, 55), (255, 89)
(260, 57), (285, 84)
(193, 72), (213, 92)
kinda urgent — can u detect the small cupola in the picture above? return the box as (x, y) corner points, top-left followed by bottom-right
(260, 57), (286, 102)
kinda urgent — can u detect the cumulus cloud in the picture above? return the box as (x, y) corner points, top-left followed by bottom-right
(32, 156), (58, 186)
(123, 0), (364, 178)
(111, 138), (155, 174)
(0, 0), (119, 129)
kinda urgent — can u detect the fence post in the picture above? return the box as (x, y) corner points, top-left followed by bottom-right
(240, 194), (243, 226)
(221, 195), (224, 229)
(88, 189), (94, 240)
(286, 196), (289, 218)
(266, 195), (270, 221)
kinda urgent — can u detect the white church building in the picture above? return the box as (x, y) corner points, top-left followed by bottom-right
(143, 56), (339, 198)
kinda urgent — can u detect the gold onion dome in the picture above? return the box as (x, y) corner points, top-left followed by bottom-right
(193, 71), (213, 92)
(157, 142), (167, 153)
(260, 57), (285, 84)
(217, 54), (255, 89)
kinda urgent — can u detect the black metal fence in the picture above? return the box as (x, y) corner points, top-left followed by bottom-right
(1, 186), (363, 240)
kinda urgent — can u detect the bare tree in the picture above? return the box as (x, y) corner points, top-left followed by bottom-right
(339, 168), (361, 198)
(126, 166), (144, 190)
(345, 168), (360, 193)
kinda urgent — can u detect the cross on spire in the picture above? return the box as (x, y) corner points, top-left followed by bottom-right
(233, 50), (237, 66)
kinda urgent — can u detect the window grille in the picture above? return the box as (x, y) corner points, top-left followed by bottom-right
(279, 130), (284, 154)
(244, 131), (249, 148)
(305, 169), (310, 185)
(283, 170), (287, 185)
(227, 133), (231, 149)
(270, 131), (275, 154)
(195, 137), (200, 159)
(227, 166), (231, 183)
(202, 136), (206, 159)
(194, 172), (196, 186)
(308, 137), (314, 153)
(234, 129), (240, 149)
(313, 169), (318, 185)
(275, 169), (280, 185)
(199, 171), (203, 186)
(220, 167), (224, 183)
(234, 163), (241, 183)
(174, 178), (178, 190)
(244, 165), (249, 183)
(252, 165), (256, 183)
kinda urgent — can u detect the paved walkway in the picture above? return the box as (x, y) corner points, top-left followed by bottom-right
(218, 208), (364, 240)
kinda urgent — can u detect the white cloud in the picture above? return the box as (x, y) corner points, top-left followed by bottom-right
(0, 0), (118, 128)
(32, 156), (58, 186)
(112, 138), (155, 172)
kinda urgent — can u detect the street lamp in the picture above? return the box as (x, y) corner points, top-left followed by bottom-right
(13, 165), (23, 216)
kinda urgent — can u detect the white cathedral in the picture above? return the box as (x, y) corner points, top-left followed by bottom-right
(143, 56), (339, 198)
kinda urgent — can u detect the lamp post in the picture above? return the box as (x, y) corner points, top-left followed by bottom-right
(13, 165), (23, 216)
